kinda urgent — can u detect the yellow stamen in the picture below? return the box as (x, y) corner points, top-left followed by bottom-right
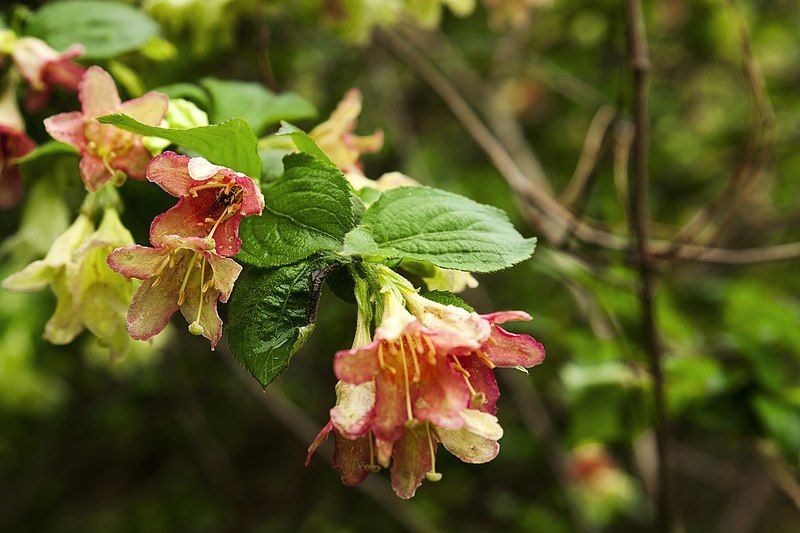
(475, 350), (497, 369)
(451, 355), (486, 408)
(188, 181), (226, 197)
(177, 252), (198, 306)
(405, 334), (421, 382)
(365, 431), (380, 473)
(377, 343), (396, 374)
(425, 422), (442, 482)
(423, 335), (437, 364)
(399, 338), (414, 423)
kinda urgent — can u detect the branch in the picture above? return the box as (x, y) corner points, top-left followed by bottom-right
(625, 1), (678, 531)
(560, 105), (617, 206)
(379, 27), (800, 266)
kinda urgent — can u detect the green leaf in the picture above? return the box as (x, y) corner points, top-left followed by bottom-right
(237, 154), (354, 267)
(97, 114), (261, 179)
(421, 290), (474, 312)
(14, 141), (76, 165)
(201, 78), (316, 136)
(227, 259), (332, 387)
(359, 186), (537, 272)
(26, 0), (159, 59)
(277, 122), (334, 165)
(152, 83), (210, 109)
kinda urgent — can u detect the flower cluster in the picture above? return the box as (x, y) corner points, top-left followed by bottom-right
(107, 151), (264, 347)
(307, 264), (545, 498)
(45, 66), (169, 191)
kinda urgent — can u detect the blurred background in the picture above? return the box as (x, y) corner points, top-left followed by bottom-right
(1, 0), (800, 531)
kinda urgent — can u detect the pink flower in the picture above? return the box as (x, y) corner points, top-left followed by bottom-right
(309, 88), (383, 172)
(107, 234), (242, 348)
(44, 66), (168, 192)
(333, 288), (491, 443)
(10, 37), (85, 111)
(0, 78), (34, 208)
(146, 152), (265, 256)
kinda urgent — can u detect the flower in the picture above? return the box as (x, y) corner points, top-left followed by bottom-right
(44, 66), (169, 192)
(0, 77), (35, 208)
(3, 35), (85, 111)
(145, 151), (264, 256)
(142, 98), (209, 154)
(107, 234), (242, 348)
(311, 265), (545, 498)
(3, 207), (138, 357)
(309, 88), (383, 172)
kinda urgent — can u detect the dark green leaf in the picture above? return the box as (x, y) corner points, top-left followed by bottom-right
(277, 122), (333, 165)
(26, 0), (159, 59)
(421, 290), (474, 312)
(227, 259), (332, 387)
(201, 78), (316, 136)
(237, 154), (354, 267)
(97, 114), (261, 179)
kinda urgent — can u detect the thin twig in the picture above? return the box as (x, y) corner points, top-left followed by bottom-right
(561, 105), (617, 206)
(379, 27), (800, 266)
(625, 2), (678, 531)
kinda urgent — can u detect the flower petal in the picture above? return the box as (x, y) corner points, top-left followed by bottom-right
(3, 260), (53, 291)
(146, 151), (192, 196)
(459, 356), (500, 415)
(373, 368), (409, 442)
(482, 325), (546, 368)
(233, 173), (264, 216)
(330, 381), (375, 439)
(414, 355), (470, 429)
(482, 310), (532, 324)
(79, 66), (121, 117)
(126, 253), (186, 340)
(179, 284), (223, 349)
(459, 409), (503, 441)
(204, 253), (242, 303)
(390, 425), (433, 499)
(334, 341), (380, 384)
(211, 215), (244, 257)
(42, 54), (85, 92)
(439, 427), (499, 464)
(305, 421), (333, 466)
(44, 111), (86, 151)
(187, 157), (225, 181)
(79, 153), (111, 192)
(149, 193), (216, 246)
(107, 245), (168, 280)
(43, 275), (85, 344)
(119, 91), (168, 126)
(333, 432), (371, 486)
(113, 143), (152, 181)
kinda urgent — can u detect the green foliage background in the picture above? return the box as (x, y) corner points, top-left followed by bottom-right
(1, 0), (799, 531)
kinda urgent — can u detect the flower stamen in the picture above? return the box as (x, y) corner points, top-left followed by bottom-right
(425, 422), (442, 482)
(400, 338), (415, 424)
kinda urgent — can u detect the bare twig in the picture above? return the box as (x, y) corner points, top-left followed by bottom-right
(613, 119), (634, 222)
(380, 27), (800, 266)
(561, 105), (617, 206)
(625, 2), (678, 531)
(672, 0), (775, 250)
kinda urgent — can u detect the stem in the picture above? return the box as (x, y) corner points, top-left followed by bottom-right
(626, 2), (678, 531)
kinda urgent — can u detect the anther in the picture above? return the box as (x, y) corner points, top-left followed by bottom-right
(188, 321), (205, 336)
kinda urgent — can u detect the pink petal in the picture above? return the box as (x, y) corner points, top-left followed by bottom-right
(414, 355), (470, 429)
(113, 143), (152, 180)
(44, 111), (86, 151)
(107, 245), (168, 280)
(204, 253), (242, 303)
(305, 421), (333, 466)
(232, 173), (264, 215)
(458, 356), (500, 415)
(482, 325), (546, 368)
(373, 369), (409, 443)
(179, 284), (223, 349)
(212, 215), (243, 256)
(0, 126), (35, 208)
(79, 66), (121, 117)
(43, 57), (85, 92)
(24, 87), (51, 113)
(333, 432), (371, 486)
(147, 151), (192, 196)
(390, 426), (433, 499)
(482, 310), (532, 324)
(375, 436), (394, 468)
(126, 250), (193, 340)
(119, 91), (169, 126)
(149, 193), (216, 246)
(79, 153), (111, 192)
(333, 341), (380, 384)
